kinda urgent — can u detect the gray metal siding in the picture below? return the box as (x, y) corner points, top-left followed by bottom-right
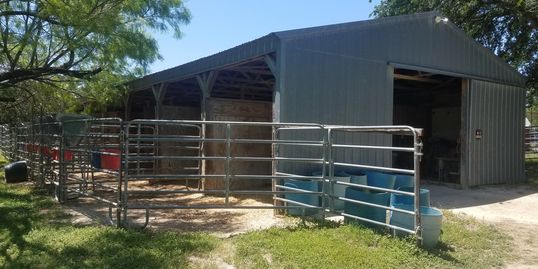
(279, 44), (392, 174)
(277, 12), (524, 87)
(468, 80), (525, 186)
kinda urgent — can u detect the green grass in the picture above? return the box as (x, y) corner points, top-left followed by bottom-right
(0, 170), (217, 268)
(232, 214), (509, 269)
(525, 157), (538, 187)
(0, 153), (511, 268)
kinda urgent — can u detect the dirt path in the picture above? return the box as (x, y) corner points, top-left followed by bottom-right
(429, 184), (538, 268)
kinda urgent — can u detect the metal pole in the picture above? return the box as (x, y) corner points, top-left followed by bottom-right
(327, 128), (334, 212)
(224, 123), (231, 205)
(120, 120), (127, 227)
(321, 126), (328, 219)
(59, 123), (66, 203)
(413, 130), (423, 245)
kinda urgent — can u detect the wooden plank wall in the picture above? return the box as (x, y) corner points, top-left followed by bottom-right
(204, 98), (272, 190)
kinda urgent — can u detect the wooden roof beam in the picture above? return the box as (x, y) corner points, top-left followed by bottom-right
(394, 73), (441, 83)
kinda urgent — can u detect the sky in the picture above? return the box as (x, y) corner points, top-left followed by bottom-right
(149, 0), (380, 73)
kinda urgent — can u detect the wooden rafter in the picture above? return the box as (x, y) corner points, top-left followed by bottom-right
(394, 73), (442, 83)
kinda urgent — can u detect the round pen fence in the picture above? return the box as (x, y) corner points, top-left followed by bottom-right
(0, 118), (424, 243)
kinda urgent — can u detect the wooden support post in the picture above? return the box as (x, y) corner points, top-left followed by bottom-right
(196, 71), (217, 190)
(151, 83), (167, 175)
(265, 53), (284, 214)
(264, 54), (277, 77)
(124, 91), (132, 121)
(152, 83), (167, 120)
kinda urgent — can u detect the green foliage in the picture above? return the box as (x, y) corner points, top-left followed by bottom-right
(373, 0), (538, 101)
(233, 213), (509, 269)
(0, 0), (191, 118)
(525, 157), (538, 187)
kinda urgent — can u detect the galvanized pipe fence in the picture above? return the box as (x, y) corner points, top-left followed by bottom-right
(0, 118), (423, 240)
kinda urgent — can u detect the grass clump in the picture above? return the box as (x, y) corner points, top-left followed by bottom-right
(525, 157), (538, 187)
(0, 158), (217, 268)
(233, 213), (509, 269)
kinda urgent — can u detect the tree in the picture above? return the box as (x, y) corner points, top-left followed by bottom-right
(373, 0), (538, 100)
(0, 0), (190, 113)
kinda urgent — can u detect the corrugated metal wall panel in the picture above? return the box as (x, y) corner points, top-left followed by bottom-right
(277, 13), (523, 88)
(278, 45), (392, 174)
(468, 80), (525, 186)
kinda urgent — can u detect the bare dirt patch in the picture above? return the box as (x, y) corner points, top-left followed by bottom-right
(61, 180), (294, 237)
(429, 184), (538, 268)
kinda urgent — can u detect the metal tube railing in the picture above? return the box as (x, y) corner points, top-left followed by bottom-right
(0, 119), (423, 243)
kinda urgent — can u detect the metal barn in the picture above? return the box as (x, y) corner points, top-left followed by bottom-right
(126, 12), (526, 188)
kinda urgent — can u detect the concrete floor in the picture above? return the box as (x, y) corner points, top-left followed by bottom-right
(428, 184), (538, 225)
(427, 184), (538, 268)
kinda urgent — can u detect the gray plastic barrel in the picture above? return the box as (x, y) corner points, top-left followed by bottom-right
(4, 161), (28, 183)
(284, 178), (320, 216)
(344, 187), (390, 229)
(390, 204), (443, 248)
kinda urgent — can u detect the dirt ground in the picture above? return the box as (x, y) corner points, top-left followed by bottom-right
(62, 181), (294, 238)
(428, 184), (538, 269)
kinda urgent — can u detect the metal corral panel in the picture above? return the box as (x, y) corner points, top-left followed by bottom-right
(467, 80), (526, 186)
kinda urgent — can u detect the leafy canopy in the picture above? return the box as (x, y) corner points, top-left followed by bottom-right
(373, 0), (538, 99)
(0, 0), (190, 117)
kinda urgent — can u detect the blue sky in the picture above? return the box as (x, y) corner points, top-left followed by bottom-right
(149, 0), (380, 73)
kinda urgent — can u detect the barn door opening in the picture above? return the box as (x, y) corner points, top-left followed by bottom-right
(392, 68), (462, 185)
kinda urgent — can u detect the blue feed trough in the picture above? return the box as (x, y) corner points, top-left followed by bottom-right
(390, 187), (430, 207)
(365, 171), (396, 191)
(393, 174), (414, 189)
(344, 187), (390, 228)
(284, 178), (320, 216)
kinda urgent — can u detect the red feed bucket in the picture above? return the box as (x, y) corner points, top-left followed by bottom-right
(50, 148), (73, 161)
(41, 146), (51, 157)
(100, 149), (121, 170)
(26, 144), (40, 153)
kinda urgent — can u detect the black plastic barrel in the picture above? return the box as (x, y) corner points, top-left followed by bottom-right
(4, 161), (28, 183)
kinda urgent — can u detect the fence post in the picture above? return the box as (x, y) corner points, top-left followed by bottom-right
(413, 128), (423, 245)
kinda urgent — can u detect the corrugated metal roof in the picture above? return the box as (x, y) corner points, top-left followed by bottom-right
(128, 33), (280, 91)
(128, 11), (526, 91)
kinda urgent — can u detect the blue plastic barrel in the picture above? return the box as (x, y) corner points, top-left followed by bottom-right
(284, 178), (320, 216)
(393, 174), (414, 189)
(390, 187), (430, 207)
(390, 204), (443, 248)
(348, 172), (367, 186)
(365, 171), (396, 191)
(313, 171), (350, 210)
(344, 187), (391, 228)
(91, 152), (101, 169)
